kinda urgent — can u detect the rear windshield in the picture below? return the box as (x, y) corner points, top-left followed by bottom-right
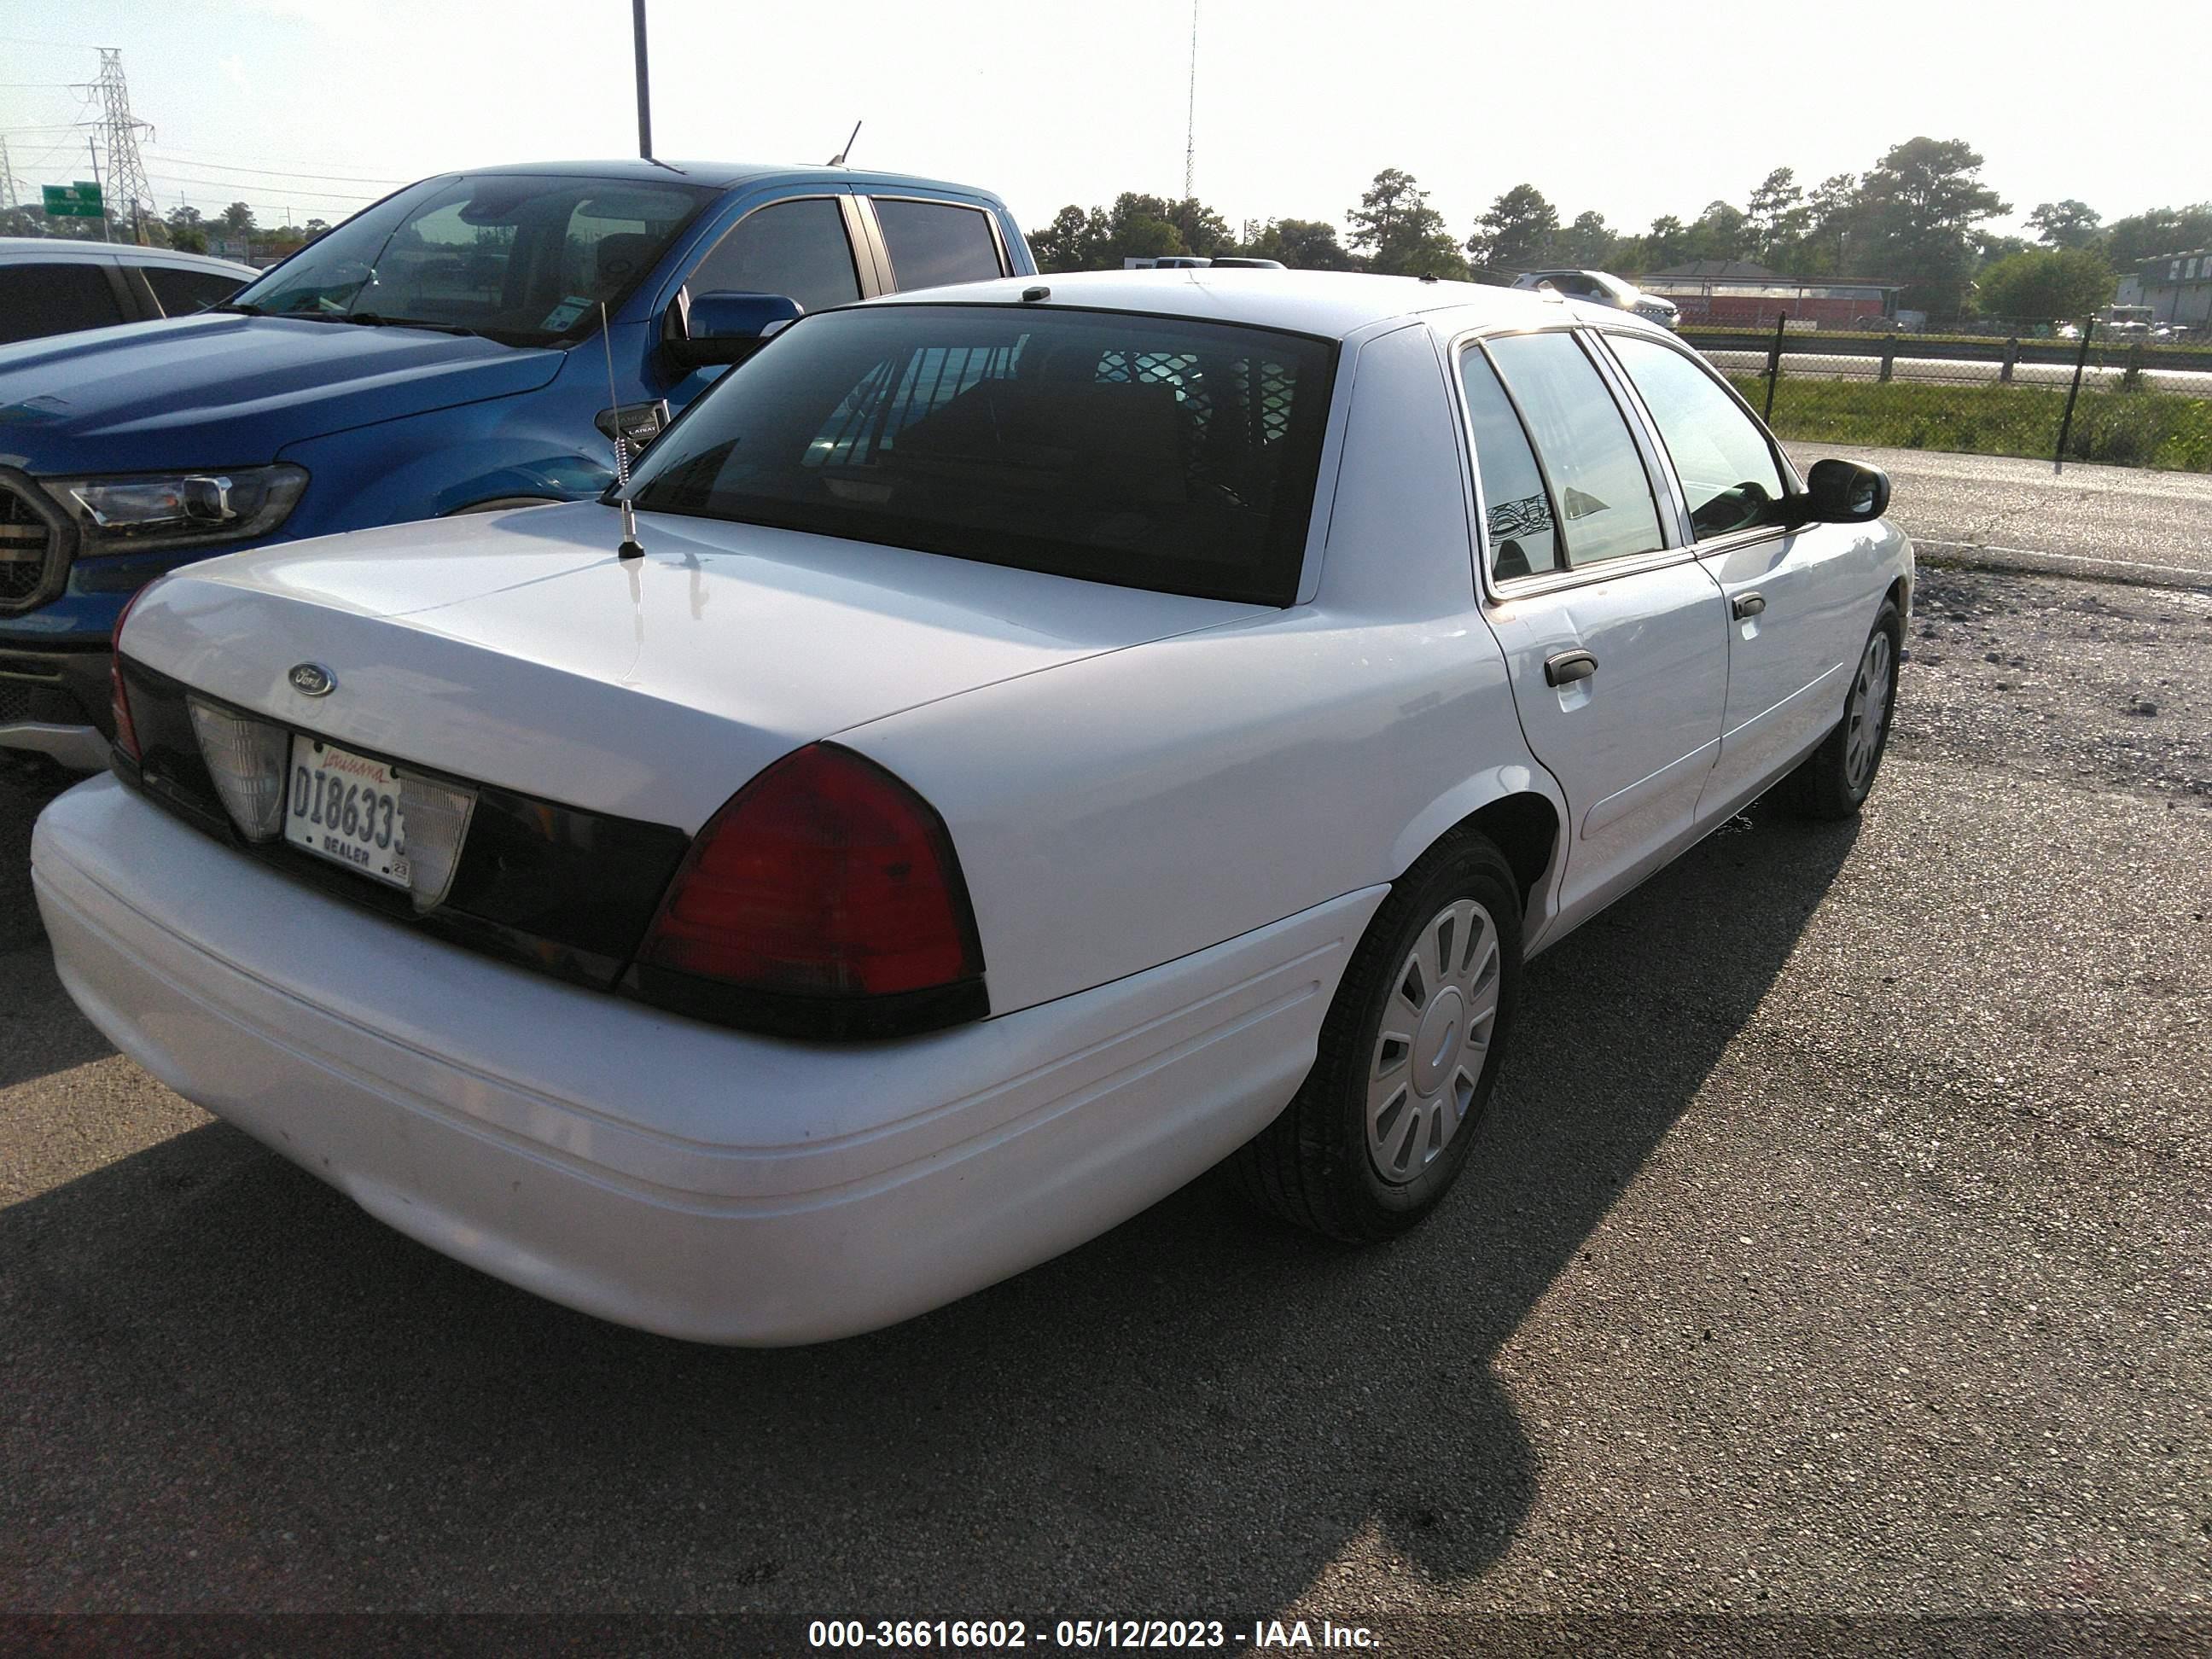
(625, 304), (1337, 605)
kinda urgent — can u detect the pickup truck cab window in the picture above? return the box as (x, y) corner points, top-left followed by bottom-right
(872, 199), (1005, 291)
(1606, 331), (1791, 541)
(1483, 329), (1666, 567)
(688, 196), (864, 314)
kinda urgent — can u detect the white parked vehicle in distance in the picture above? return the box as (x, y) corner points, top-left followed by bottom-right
(1510, 268), (1680, 329)
(34, 271), (1911, 1344)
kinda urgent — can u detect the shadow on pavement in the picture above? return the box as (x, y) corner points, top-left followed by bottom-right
(1, 764), (117, 1091)
(0, 802), (1858, 1615)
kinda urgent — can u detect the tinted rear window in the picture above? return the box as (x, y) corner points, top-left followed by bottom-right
(874, 200), (1004, 291)
(627, 305), (1336, 606)
(0, 262), (125, 344)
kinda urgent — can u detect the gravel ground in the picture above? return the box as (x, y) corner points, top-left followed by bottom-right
(1, 567), (2207, 1652)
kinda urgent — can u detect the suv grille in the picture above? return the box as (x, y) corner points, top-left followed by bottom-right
(0, 480), (61, 614)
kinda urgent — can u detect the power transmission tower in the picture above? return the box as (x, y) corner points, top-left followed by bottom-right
(0, 135), (20, 216)
(1183, 0), (1198, 201)
(88, 48), (156, 244)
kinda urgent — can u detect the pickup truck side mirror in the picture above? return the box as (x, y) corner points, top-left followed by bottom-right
(661, 290), (803, 372)
(1788, 457), (1891, 526)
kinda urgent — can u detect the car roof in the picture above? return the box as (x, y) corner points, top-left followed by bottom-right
(0, 236), (258, 277)
(858, 268), (1637, 341)
(450, 159), (1010, 200)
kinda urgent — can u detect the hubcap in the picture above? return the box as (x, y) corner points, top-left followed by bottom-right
(1843, 628), (1894, 793)
(1367, 898), (1501, 1185)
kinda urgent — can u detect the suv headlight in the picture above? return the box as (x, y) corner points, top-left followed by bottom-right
(49, 464), (308, 555)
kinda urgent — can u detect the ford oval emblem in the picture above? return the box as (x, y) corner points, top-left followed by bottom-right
(288, 663), (335, 698)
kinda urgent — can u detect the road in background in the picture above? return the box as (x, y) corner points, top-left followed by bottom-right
(1785, 443), (2212, 589)
(2, 562), (2206, 1632)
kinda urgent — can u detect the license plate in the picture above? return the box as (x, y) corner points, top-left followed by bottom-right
(284, 736), (410, 889)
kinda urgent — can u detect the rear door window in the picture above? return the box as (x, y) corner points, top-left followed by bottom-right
(1606, 333), (1791, 539)
(1482, 330), (1666, 567)
(689, 197), (862, 314)
(0, 262), (126, 344)
(872, 200), (1004, 292)
(1458, 348), (1559, 581)
(142, 265), (246, 316)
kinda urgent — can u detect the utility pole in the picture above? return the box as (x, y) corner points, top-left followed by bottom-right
(632, 0), (654, 160)
(89, 137), (112, 241)
(86, 48), (154, 244)
(1183, 0), (1198, 201)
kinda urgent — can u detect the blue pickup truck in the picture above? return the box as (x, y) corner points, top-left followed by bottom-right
(0, 159), (1034, 767)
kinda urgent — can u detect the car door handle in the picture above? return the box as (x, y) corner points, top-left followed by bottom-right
(1545, 649), (1598, 686)
(1732, 591), (1767, 619)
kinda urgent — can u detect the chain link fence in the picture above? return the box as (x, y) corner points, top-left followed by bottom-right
(1686, 317), (2212, 472)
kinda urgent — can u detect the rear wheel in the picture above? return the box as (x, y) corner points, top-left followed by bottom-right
(1782, 598), (1901, 820)
(1231, 832), (1522, 1242)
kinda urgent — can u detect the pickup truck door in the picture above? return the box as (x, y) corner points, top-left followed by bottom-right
(1459, 329), (1731, 929)
(1595, 329), (1877, 820)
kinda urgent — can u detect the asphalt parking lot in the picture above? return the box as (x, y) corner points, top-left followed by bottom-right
(3, 564), (2208, 1645)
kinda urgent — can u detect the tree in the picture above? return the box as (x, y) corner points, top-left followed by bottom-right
(1559, 210), (1615, 268)
(1465, 183), (1558, 276)
(218, 201), (257, 239)
(2027, 200), (2102, 250)
(1345, 168), (1466, 279)
(2104, 203), (2212, 269)
(1681, 201), (1751, 263)
(1028, 204), (1098, 272)
(1026, 193), (1213, 271)
(1164, 197), (1233, 260)
(300, 218), (332, 242)
(1746, 167), (1810, 260)
(165, 203), (209, 253)
(1974, 247), (2116, 323)
(1852, 137), (2009, 319)
(1800, 172), (1862, 275)
(1641, 215), (1691, 270)
(1245, 217), (1356, 271)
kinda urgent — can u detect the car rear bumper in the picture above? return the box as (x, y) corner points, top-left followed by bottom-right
(33, 776), (1377, 1345)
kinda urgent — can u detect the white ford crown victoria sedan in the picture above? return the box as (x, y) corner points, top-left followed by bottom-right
(33, 271), (1910, 1344)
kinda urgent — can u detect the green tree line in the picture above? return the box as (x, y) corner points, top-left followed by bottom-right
(1030, 137), (2212, 326)
(0, 198), (332, 259)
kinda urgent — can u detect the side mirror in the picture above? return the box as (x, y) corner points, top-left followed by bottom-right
(661, 289), (803, 372)
(1791, 457), (1891, 526)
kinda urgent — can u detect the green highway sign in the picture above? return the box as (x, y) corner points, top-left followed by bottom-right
(41, 182), (105, 218)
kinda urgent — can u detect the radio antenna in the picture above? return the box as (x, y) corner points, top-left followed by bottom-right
(602, 302), (645, 560)
(827, 120), (862, 167)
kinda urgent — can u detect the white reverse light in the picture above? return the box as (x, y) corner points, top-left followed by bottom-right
(187, 698), (289, 842)
(397, 771), (476, 912)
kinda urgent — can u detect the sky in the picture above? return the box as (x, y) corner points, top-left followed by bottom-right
(3, 0), (2204, 247)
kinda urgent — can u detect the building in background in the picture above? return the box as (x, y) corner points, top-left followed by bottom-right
(2118, 249), (2212, 329)
(1633, 259), (1908, 329)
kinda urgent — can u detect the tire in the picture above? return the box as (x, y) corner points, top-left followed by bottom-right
(1231, 832), (1522, 1243)
(1781, 597), (1903, 820)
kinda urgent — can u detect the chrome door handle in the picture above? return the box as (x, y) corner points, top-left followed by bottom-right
(1545, 649), (1598, 686)
(1732, 591), (1767, 619)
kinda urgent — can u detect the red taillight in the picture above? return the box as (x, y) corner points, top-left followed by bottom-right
(636, 743), (983, 1002)
(109, 585), (150, 764)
